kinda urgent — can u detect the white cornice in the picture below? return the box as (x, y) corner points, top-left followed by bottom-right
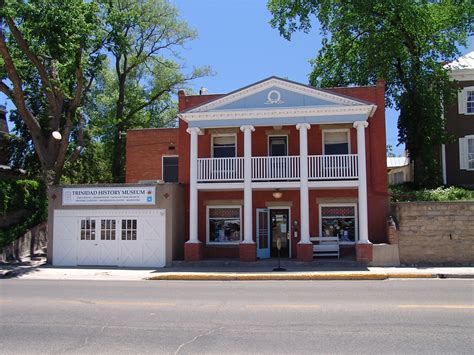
(187, 78), (366, 113)
(449, 69), (474, 81)
(179, 105), (375, 122)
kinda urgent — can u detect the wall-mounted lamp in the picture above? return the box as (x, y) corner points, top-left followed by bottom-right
(272, 189), (283, 199)
(169, 141), (176, 150)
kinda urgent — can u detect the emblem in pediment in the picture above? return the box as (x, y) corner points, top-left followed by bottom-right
(265, 90), (284, 104)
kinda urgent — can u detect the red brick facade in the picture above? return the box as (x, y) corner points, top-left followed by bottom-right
(125, 79), (389, 262)
(126, 128), (180, 183)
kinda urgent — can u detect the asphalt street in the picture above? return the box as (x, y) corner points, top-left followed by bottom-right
(1, 279), (473, 354)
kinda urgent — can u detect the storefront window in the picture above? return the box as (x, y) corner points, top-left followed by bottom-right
(320, 205), (356, 243)
(207, 207), (241, 244)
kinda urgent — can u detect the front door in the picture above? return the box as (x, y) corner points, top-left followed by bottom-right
(270, 209), (290, 258)
(256, 209), (270, 259)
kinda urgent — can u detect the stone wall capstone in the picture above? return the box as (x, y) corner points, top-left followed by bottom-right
(392, 201), (474, 265)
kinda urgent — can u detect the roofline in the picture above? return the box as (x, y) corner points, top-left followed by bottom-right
(180, 76), (376, 113)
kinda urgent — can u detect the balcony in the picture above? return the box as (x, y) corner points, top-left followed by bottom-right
(197, 154), (358, 182)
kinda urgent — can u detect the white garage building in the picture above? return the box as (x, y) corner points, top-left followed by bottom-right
(48, 184), (184, 268)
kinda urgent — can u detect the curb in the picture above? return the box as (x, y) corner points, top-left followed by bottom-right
(147, 272), (437, 281)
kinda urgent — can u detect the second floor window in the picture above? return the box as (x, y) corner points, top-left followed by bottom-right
(467, 90), (474, 114)
(323, 130), (349, 155)
(458, 87), (474, 115)
(162, 156), (178, 182)
(212, 135), (236, 158)
(459, 135), (474, 170)
(269, 136), (288, 156)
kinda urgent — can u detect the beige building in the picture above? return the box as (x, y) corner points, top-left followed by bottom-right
(387, 157), (413, 185)
(48, 183), (184, 267)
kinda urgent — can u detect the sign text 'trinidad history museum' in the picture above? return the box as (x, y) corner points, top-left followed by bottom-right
(62, 187), (156, 206)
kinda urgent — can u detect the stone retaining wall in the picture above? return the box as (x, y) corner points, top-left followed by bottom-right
(0, 222), (47, 262)
(391, 202), (474, 265)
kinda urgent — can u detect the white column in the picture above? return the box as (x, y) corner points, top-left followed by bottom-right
(187, 127), (201, 243)
(240, 125), (255, 243)
(353, 120), (369, 243)
(296, 123), (311, 244)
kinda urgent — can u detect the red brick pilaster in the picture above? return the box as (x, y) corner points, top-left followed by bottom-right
(297, 243), (313, 262)
(184, 242), (203, 261)
(356, 243), (373, 264)
(239, 243), (257, 262)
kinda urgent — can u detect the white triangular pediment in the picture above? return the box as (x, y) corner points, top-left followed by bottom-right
(186, 77), (367, 113)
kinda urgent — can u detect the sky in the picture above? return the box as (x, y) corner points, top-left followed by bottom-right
(3, 0), (473, 157)
(172, 0), (474, 156)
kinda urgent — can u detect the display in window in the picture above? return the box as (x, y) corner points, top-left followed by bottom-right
(321, 206), (356, 242)
(208, 208), (241, 243)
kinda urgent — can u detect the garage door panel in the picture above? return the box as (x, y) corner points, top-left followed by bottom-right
(119, 242), (142, 267)
(53, 215), (78, 266)
(142, 242), (162, 267)
(77, 241), (98, 266)
(98, 242), (118, 266)
(53, 239), (77, 266)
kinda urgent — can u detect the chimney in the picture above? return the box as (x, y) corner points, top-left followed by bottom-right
(0, 105), (9, 165)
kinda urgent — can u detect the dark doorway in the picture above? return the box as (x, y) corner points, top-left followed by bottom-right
(270, 209), (290, 258)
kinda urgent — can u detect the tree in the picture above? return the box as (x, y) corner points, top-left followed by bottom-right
(386, 145), (396, 158)
(268, 0), (473, 187)
(0, 0), (104, 189)
(101, 0), (210, 182)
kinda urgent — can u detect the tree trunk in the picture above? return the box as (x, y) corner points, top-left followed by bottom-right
(111, 126), (124, 183)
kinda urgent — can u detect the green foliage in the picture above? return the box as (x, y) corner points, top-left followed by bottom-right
(390, 184), (474, 202)
(2, 0), (208, 185)
(0, 179), (47, 247)
(0, 179), (42, 214)
(268, 0), (474, 187)
(60, 138), (113, 184)
(0, 0), (106, 185)
(94, 0), (211, 182)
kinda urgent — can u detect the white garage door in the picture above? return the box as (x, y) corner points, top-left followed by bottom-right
(53, 209), (166, 267)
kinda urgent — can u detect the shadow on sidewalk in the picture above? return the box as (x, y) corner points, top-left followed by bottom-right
(152, 257), (370, 274)
(0, 256), (46, 279)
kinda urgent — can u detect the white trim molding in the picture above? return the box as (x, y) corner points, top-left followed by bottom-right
(185, 77), (369, 113)
(180, 105), (374, 123)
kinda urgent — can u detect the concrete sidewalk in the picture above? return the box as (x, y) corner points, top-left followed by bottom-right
(1, 257), (473, 281)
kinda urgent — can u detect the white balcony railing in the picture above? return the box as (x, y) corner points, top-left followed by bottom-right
(308, 154), (358, 180)
(196, 155), (358, 182)
(197, 157), (244, 181)
(252, 156), (300, 181)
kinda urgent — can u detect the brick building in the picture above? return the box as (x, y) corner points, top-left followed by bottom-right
(443, 51), (474, 189)
(126, 77), (389, 262)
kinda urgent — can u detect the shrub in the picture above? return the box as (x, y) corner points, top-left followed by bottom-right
(0, 179), (47, 248)
(390, 184), (474, 202)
